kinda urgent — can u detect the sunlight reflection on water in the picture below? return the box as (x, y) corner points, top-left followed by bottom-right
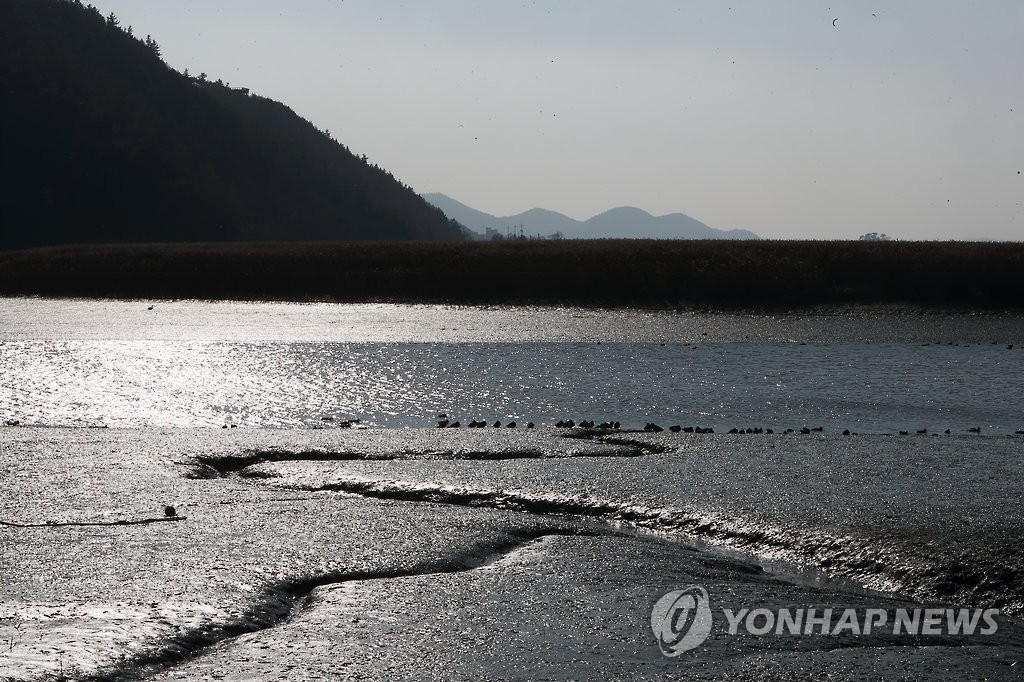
(1, 336), (1022, 433)
(3, 299), (1024, 431)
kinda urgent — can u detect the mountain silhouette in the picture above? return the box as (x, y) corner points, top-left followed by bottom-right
(0, 0), (463, 249)
(422, 193), (758, 240)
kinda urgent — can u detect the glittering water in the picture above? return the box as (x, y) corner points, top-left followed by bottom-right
(1, 299), (1023, 432)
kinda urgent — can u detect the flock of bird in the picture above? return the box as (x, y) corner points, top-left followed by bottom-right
(1, 418), (1019, 436)
(436, 415), (535, 429)
(430, 415), (1024, 437)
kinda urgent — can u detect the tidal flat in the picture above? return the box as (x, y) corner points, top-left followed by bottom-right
(1, 427), (1022, 680)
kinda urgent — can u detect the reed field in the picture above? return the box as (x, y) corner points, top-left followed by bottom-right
(1, 240), (1021, 309)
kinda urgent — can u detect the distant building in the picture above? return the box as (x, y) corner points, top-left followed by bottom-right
(482, 226), (560, 241)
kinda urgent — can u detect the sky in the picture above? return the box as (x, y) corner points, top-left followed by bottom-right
(85, 1), (1022, 240)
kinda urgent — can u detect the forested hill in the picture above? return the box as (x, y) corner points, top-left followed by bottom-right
(0, 0), (463, 248)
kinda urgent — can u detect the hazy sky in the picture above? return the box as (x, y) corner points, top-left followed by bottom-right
(86, 1), (1022, 240)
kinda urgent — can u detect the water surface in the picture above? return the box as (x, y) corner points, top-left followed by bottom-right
(2, 298), (1023, 433)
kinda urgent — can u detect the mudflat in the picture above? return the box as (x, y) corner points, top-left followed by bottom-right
(1, 427), (1021, 680)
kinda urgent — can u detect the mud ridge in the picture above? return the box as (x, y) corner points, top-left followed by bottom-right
(297, 478), (1024, 618)
(82, 527), (605, 681)
(592, 436), (669, 455)
(558, 430), (670, 455)
(189, 439), (659, 479)
(189, 450), (386, 478)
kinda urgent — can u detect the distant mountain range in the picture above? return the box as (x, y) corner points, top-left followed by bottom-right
(0, 0), (462, 249)
(423, 193), (759, 240)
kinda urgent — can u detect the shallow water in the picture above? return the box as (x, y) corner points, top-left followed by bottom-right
(1, 299), (1023, 433)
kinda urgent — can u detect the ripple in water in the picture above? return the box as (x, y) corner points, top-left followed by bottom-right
(1, 339), (1021, 433)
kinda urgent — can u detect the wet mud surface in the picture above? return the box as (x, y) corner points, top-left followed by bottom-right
(1, 427), (1022, 680)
